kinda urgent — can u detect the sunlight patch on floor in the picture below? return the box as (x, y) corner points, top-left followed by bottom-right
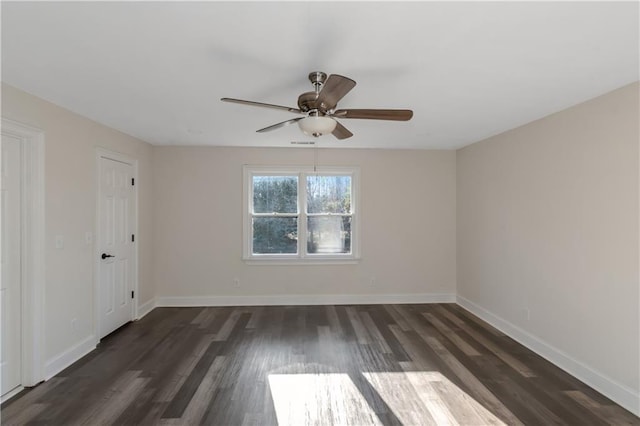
(363, 371), (506, 426)
(268, 371), (507, 426)
(268, 373), (382, 426)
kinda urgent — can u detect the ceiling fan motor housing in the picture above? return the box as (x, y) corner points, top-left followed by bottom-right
(298, 71), (331, 114)
(298, 72), (335, 136)
(297, 91), (322, 113)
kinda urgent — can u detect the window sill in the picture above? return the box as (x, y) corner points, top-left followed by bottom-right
(243, 257), (361, 266)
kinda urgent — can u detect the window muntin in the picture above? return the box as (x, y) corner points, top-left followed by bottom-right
(244, 166), (359, 262)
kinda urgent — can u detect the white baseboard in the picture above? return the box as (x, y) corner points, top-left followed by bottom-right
(156, 293), (456, 307)
(44, 334), (96, 380)
(456, 295), (640, 417)
(1, 385), (25, 403)
(137, 298), (156, 319)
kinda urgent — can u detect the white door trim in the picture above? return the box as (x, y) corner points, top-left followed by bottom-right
(94, 148), (138, 344)
(1, 118), (45, 389)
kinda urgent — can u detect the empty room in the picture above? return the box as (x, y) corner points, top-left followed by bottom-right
(1, 1), (638, 425)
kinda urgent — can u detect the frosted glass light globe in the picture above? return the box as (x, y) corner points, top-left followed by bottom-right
(298, 116), (337, 137)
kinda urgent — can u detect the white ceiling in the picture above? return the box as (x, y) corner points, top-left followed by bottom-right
(2, 1), (638, 149)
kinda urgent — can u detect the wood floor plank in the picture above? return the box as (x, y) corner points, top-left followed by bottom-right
(423, 312), (482, 357)
(72, 371), (146, 425)
(360, 311), (393, 354)
(393, 305), (524, 425)
(398, 363), (461, 426)
(361, 370), (439, 425)
(0, 402), (47, 425)
(565, 390), (640, 425)
(334, 305), (358, 342)
(345, 306), (372, 345)
(2, 304), (637, 426)
(161, 340), (223, 418)
(434, 305), (537, 378)
(190, 307), (212, 326)
(177, 355), (227, 425)
(214, 308), (244, 341)
(82, 377), (150, 426)
(0, 377), (66, 423)
(383, 304), (412, 332)
(325, 305), (344, 336)
(431, 378), (505, 425)
(368, 307), (411, 362)
(447, 304), (506, 337)
(114, 388), (164, 426)
(245, 306), (264, 329)
(153, 333), (215, 403)
(470, 356), (565, 425)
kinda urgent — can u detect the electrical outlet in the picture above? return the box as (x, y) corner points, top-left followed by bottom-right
(233, 277), (240, 287)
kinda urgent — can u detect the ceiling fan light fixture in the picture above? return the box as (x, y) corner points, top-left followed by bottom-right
(222, 71), (413, 140)
(298, 116), (337, 137)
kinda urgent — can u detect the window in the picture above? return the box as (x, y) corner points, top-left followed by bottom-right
(243, 166), (360, 262)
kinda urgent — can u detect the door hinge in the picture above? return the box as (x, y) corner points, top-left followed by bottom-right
(131, 178), (135, 186)
(131, 234), (135, 242)
(131, 291), (135, 299)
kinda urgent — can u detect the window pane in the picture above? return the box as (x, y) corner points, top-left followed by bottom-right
(306, 175), (351, 214)
(253, 176), (298, 213)
(307, 216), (351, 254)
(253, 217), (298, 254)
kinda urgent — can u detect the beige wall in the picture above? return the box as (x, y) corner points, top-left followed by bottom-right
(457, 82), (639, 408)
(1, 84), (154, 367)
(153, 147), (457, 301)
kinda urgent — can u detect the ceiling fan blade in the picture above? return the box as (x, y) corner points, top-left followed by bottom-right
(221, 98), (302, 114)
(333, 109), (413, 121)
(316, 74), (356, 110)
(256, 117), (304, 133)
(332, 121), (353, 140)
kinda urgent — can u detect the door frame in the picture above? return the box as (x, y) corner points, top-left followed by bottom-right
(1, 118), (46, 396)
(94, 148), (138, 343)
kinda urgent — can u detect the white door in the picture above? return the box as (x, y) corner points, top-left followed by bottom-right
(1, 134), (22, 397)
(98, 156), (135, 339)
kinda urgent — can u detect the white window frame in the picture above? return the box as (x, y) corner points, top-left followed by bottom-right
(243, 165), (360, 264)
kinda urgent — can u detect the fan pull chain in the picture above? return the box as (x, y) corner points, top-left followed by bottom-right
(314, 142), (318, 173)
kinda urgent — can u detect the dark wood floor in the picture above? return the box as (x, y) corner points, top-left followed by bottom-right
(2, 304), (638, 425)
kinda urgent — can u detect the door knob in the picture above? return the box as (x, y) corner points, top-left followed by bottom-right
(101, 253), (114, 259)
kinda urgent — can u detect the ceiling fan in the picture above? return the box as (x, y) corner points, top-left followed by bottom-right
(221, 71), (413, 140)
